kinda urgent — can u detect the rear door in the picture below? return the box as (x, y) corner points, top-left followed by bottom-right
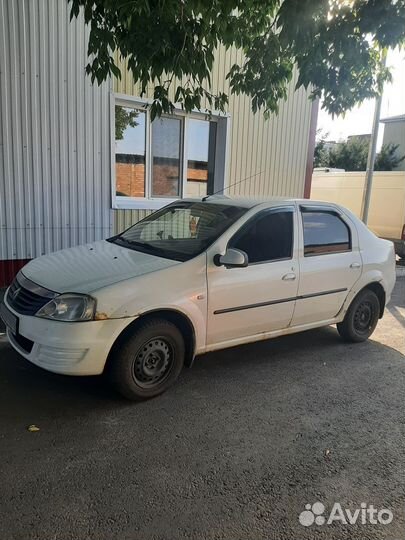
(291, 205), (362, 326)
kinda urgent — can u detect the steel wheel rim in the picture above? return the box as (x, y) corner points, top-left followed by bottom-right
(133, 337), (174, 388)
(353, 300), (374, 334)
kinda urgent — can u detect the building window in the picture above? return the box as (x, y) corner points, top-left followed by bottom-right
(112, 96), (228, 210)
(302, 211), (351, 256)
(151, 116), (182, 198)
(115, 107), (146, 198)
(185, 119), (217, 199)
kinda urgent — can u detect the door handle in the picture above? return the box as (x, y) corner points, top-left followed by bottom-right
(282, 273), (296, 281)
(350, 262), (361, 269)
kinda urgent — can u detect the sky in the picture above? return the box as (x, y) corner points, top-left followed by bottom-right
(317, 48), (405, 149)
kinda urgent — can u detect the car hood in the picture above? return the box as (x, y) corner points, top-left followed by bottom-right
(22, 240), (180, 294)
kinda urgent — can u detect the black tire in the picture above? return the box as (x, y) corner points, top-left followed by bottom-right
(337, 289), (380, 343)
(108, 318), (185, 400)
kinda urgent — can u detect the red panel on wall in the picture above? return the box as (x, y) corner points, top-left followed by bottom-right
(0, 260), (31, 288)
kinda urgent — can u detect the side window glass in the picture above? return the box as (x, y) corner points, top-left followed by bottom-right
(302, 211), (351, 256)
(230, 211), (293, 264)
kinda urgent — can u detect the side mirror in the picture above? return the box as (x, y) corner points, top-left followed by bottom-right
(215, 248), (248, 268)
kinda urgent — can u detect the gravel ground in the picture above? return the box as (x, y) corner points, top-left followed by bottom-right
(0, 269), (404, 540)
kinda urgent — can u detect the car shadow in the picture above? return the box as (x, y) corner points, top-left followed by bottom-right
(0, 322), (404, 420)
(0, 337), (129, 412)
(192, 323), (405, 376)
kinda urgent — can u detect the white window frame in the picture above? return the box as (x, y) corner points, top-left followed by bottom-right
(111, 93), (230, 210)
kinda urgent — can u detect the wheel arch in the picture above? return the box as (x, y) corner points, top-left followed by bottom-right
(362, 281), (386, 318)
(106, 308), (197, 371)
(339, 278), (387, 321)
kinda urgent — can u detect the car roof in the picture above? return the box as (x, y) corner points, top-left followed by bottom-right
(183, 195), (295, 209)
(183, 195), (342, 210)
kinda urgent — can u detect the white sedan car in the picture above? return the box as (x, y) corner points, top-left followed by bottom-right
(0, 197), (396, 400)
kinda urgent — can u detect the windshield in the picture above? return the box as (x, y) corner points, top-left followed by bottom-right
(109, 201), (248, 261)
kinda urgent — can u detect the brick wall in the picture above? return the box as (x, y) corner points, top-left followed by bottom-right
(116, 162), (145, 197)
(116, 155), (208, 197)
(187, 167), (208, 182)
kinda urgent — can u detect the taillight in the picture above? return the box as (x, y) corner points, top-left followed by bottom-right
(402, 224), (405, 241)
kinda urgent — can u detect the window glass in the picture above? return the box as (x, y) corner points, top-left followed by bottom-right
(230, 211), (294, 264)
(151, 117), (182, 197)
(185, 119), (216, 198)
(115, 106), (146, 197)
(111, 202), (247, 261)
(302, 211), (351, 255)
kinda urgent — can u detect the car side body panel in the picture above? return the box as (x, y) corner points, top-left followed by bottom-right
(291, 203), (363, 326)
(92, 253), (208, 354)
(206, 204), (300, 345)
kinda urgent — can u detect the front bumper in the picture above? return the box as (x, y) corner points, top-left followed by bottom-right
(2, 298), (136, 375)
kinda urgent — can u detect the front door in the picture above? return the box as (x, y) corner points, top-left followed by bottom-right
(291, 206), (362, 326)
(206, 206), (299, 346)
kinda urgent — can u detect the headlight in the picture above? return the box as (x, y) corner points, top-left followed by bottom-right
(36, 294), (96, 322)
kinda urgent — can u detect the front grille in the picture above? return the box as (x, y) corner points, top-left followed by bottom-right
(6, 272), (57, 316)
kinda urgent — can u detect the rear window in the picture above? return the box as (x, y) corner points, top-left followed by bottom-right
(302, 211), (351, 256)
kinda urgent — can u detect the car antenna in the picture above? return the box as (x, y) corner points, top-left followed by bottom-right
(202, 170), (264, 201)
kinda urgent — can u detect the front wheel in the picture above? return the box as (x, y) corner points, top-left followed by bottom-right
(337, 289), (380, 343)
(108, 318), (185, 400)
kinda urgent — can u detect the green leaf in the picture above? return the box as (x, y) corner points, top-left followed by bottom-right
(68, 0), (405, 118)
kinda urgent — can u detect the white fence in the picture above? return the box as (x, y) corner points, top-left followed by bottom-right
(311, 171), (405, 239)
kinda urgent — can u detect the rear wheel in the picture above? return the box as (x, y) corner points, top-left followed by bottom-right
(337, 289), (380, 343)
(109, 318), (185, 400)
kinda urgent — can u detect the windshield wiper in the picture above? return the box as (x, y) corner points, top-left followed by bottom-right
(117, 237), (143, 247)
(113, 236), (165, 253)
(109, 236), (186, 262)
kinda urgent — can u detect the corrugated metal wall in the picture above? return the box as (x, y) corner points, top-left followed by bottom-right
(0, 0), (313, 276)
(113, 47), (312, 233)
(0, 0), (112, 267)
